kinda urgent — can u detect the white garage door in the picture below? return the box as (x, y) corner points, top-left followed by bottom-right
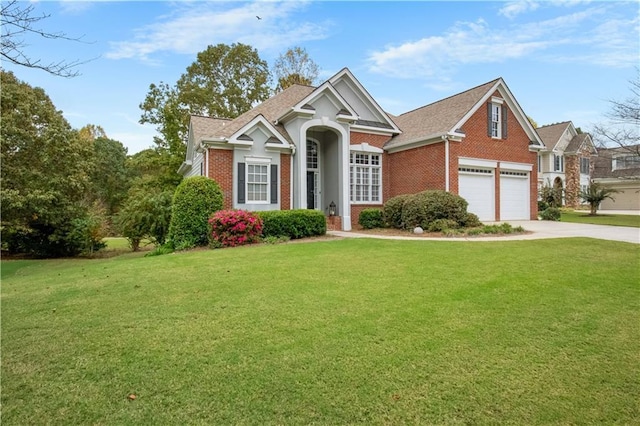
(500, 171), (530, 220)
(458, 167), (495, 221)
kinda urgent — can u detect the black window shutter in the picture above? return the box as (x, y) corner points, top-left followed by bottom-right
(270, 164), (278, 204)
(502, 105), (508, 139)
(237, 162), (245, 204)
(487, 102), (492, 137)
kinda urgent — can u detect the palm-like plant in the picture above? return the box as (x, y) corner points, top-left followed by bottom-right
(579, 181), (619, 215)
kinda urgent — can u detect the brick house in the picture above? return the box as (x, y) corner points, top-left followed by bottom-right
(179, 68), (545, 230)
(536, 121), (598, 208)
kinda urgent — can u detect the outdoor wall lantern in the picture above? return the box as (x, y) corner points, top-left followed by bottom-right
(329, 201), (336, 217)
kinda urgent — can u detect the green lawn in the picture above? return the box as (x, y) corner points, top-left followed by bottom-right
(2, 238), (639, 424)
(561, 210), (640, 227)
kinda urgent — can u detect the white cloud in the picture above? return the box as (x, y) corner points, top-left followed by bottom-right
(499, 1), (540, 19)
(106, 1), (330, 63)
(368, 4), (638, 80)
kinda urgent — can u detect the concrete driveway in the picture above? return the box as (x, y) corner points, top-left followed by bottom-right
(329, 221), (640, 244)
(493, 220), (640, 244)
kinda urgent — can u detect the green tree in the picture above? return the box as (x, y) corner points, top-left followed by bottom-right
(580, 181), (619, 215)
(89, 137), (131, 218)
(168, 177), (224, 250)
(273, 46), (319, 91)
(115, 188), (173, 251)
(139, 43), (271, 163)
(1, 70), (95, 256)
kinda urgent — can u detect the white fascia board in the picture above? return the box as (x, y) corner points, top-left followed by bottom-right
(177, 160), (192, 175)
(459, 157), (498, 168)
(385, 133), (445, 153)
(351, 124), (397, 136)
(328, 68), (401, 134)
(350, 143), (384, 154)
(500, 161), (533, 171)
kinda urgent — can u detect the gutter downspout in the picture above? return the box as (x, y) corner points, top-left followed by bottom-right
(443, 135), (450, 192)
(205, 148), (209, 178)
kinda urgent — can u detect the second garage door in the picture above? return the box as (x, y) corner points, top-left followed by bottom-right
(458, 167), (495, 221)
(500, 171), (530, 220)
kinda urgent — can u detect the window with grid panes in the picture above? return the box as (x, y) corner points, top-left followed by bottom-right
(247, 164), (268, 202)
(349, 152), (381, 203)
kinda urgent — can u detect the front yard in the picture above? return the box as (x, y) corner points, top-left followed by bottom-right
(2, 238), (638, 424)
(561, 210), (640, 227)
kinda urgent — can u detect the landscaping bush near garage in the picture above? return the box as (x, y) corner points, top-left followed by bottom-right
(540, 207), (561, 221)
(257, 209), (326, 239)
(400, 190), (469, 230)
(358, 208), (384, 229)
(383, 194), (413, 228)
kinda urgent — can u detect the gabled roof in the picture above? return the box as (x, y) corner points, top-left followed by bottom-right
(190, 84), (314, 145)
(329, 68), (401, 133)
(565, 133), (596, 155)
(536, 121), (572, 151)
(385, 78), (544, 151)
(536, 121), (596, 155)
(387, 79), (500, 150)
(278, 80), (358, 123)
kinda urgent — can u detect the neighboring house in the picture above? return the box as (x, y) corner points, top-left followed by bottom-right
(179, 68), (544, 230)
(536, 121), (597, 207)
(593, 146), (640, 210)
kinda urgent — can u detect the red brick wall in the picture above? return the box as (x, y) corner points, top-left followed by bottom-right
(388, 143), (447, 196)
(280, 153), (291, 210)
(208, 148), (234, 210)
(449, 91), (538, 219)
(384, 91), (539, 220)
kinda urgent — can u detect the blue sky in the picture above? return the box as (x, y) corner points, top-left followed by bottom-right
(4, 1), (638, 154)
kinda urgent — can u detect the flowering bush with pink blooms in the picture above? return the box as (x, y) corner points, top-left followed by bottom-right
(209, 209), (263, 248)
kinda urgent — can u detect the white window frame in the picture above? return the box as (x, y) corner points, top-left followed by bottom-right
(554, 154), (564, 172)
(491, 103), (501, 138)
(350, 152), (382, 204)
(580, 157), (590, 175)
(613, 154), (640, 171)
(246, 160), (270, 204)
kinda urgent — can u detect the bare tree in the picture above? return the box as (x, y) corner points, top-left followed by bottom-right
(592, 69), (640, 156)
(1, 0), (90, 77)
(273, 46), (319, 92)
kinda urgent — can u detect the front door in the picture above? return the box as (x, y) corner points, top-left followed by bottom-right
(307, 171), (315, 210)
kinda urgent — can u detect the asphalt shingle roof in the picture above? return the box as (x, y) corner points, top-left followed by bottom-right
(385, 79), (500, 149)
(535, 122), (571, 150)
(190, 84), (315, 144)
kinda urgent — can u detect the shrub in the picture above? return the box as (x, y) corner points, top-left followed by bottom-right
(427, 219), (459, 232)
(358, 208), (384, 229)
(401, 190), (468, 230)
(538, 200), (549, 212)
(116, 189), (173, 251)
(258, 210), (326, 239)
(460, 212), (483, 228)
(168, 177), (223, 249)
(209, 210), (263, 248)
(540, 207), (561, 221)
(383, 194), (412, 229)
